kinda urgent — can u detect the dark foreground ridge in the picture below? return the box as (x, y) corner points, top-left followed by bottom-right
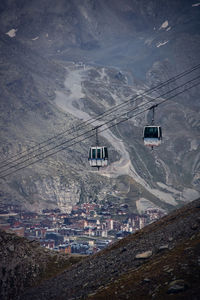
(1, 198), (200, 300)
(0, 230), (85, 300)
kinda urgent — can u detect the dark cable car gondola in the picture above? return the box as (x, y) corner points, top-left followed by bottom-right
(143, 105), (162, 148)
(88, 126), (108, 170)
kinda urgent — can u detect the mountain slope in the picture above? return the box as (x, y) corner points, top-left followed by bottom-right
(20, 198), (200, 300)
(0, 0), (199, 213)
(89, 234), (200, 300)
(0, 229), (84, 300)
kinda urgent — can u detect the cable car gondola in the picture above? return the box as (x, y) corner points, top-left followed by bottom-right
(143, 125), (162, 147)
(88, 126), (108, 170)
(143, 105), (162, 149)
(88, 146), (108, 168)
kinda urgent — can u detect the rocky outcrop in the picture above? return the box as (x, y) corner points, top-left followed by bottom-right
(0, 229), (84, 300)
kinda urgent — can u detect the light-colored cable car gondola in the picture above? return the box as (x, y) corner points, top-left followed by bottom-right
(143, 125), (162, 147)
(143, 105), (162, 149)
(88, 146), (108, 168)
(88, 126), (108, 170)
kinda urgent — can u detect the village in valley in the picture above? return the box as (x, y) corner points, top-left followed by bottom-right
(0, 200), (166, 255)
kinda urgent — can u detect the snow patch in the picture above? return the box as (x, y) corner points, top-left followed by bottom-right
(192, 3), (200, 7)
(32, 36), (39, 41)
(6, 29), (17, 38)
(159, 21), (168, 30)
(156, 41), (169, 48)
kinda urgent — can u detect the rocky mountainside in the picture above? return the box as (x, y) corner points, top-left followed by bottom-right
(0, 229), (84, 300)
(0, 0), (199, 213)
(1, 0), (199, 75)
(0, 197), (198, 300)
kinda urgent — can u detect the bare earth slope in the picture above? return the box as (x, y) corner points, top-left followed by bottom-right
(20, 198), (200, 300)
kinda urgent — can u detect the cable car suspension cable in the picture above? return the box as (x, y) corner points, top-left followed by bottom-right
(0, 78), (199, 179)
(0, 75), (200, 176)
(1, 69), (200, 174)
(0, 63), (200, 167)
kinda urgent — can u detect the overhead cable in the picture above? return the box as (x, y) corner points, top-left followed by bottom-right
(0, 63), (200, 168)
(0, 77), (199, 179)
(1, 74), (199, 175)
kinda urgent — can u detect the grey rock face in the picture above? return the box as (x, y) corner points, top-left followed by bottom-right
(0, 0), (199, 212)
